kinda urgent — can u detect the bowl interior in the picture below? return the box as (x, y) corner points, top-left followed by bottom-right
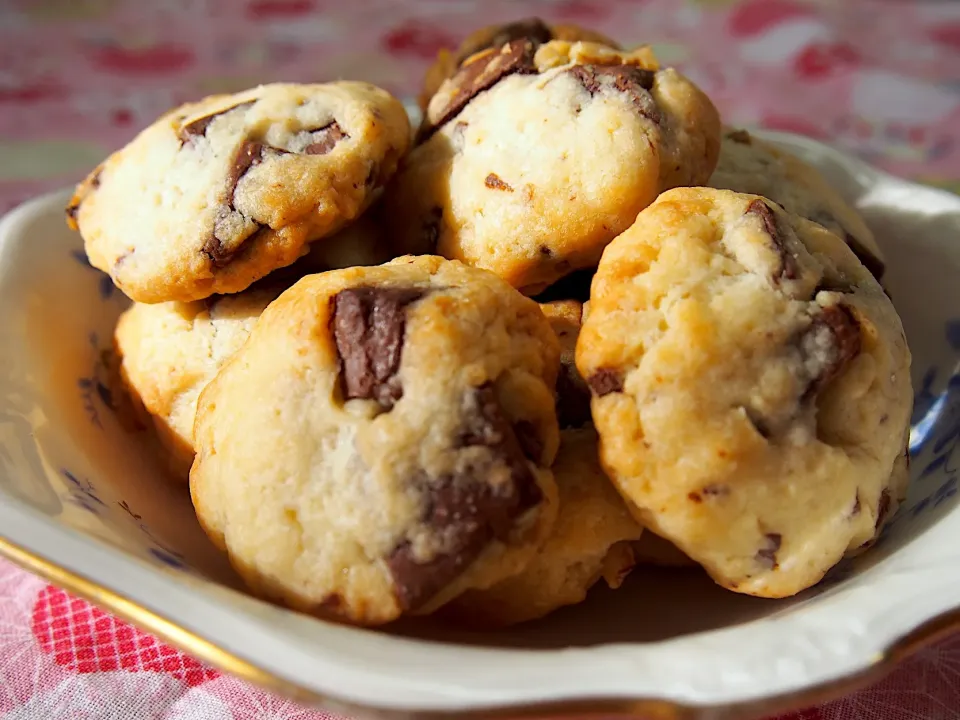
(1, 149), (959, 656)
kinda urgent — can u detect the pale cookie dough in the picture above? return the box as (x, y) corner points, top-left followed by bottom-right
(709, 128), (886, 281)
(387, 40), (720, 293)
(67, 82), (410, 303)
(419, 17), (622, 112)
(577, 187), (912, 598)
(191, 255), (562, 625)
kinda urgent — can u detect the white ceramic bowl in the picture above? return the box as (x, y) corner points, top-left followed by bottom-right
(1, 131), (959, 720)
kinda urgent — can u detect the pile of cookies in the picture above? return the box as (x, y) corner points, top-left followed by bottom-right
(65, 18), (913, 628)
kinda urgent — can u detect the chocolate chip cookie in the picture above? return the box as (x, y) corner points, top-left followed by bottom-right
(386, 41), (721, 293)
(115, 287), (281, 480)
(709, 128), (886, 280)
(67, 82), (410, 303)
(191, 255), (562, 625)
(418, 17), (623, 112)
(444, 302), (642, 626)
(577, 187), (912, 598)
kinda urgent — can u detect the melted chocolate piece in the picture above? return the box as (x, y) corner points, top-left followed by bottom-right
(331, 286), (426, 408)
(304, 121), (348, 155)
(202, 140), (269, 267)
(727, 129), (752, 145)
(586, 367), (624, 397)
(568, 64), (660, 123)
(746, 198), (799, 282)
(387, 384), (542, 610)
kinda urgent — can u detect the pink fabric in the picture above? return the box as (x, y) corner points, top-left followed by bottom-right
(2, 0), (960, 717)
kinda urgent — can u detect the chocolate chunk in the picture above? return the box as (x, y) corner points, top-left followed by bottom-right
(484, 172), (514, 192)
(800, 304), (861, 398)
(422, 207), (443, 252)
(746, 198), (799, 282)
(203, 140), (281, 267)
(755, 533), (782, 570)
(304, 121), (348, 155)
(843, 231), (886, 281)
(687, 491), (703, 503)
(423, 38), (539, 138)
(586, 367), (623, 397)
(556, 363), (593, 429)
(90, 167), (103, 188)
(568, 64), (660, 123)
(65, 204), (79, 222)
(331, 286), (425, 408)
(458, 17), (553, 65)
(178, 100), (255, 144)
(532, 268), (596, 303)
(387, 384), (543, 610)
(727, 129), (752, 145)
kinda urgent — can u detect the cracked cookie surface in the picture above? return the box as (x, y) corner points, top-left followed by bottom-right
(386, 41), (720, 294)
(708, 128), (886, 281)
(576, 187), (912, 598)
(67, 82), (410, 303)
(190, 255), (562, 625)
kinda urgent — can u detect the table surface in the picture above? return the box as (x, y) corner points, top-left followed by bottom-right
(2, 1), (960, 718)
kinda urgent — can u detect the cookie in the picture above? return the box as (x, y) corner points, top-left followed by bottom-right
(191, 255), (562, 625)
(577, 187), (912, 598)
(709, 128), (886, 281)
(386, 40), (721, 293)
(418, 17), (623, 112)
(445, 427), (642, 626)
(114, 212), (392, 479)
(115, 287), (281, 480)
(444, 301), (641, 626)
(67, 82), (410, 303)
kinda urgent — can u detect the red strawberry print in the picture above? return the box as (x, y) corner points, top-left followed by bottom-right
(729, 0), (812, 38)
(247, 0), (316, 19)
(930, 24), (960, 52)
(794, 42), (861, 80)
(31, 585), (219, 687)
(381, 21), (458, 59)
(87, 44), (195, 75)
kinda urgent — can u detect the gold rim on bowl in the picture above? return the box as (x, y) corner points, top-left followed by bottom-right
(2, 533), (958, 720)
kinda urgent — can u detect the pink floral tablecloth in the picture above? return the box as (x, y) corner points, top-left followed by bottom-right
(2, 0), (960, 718)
